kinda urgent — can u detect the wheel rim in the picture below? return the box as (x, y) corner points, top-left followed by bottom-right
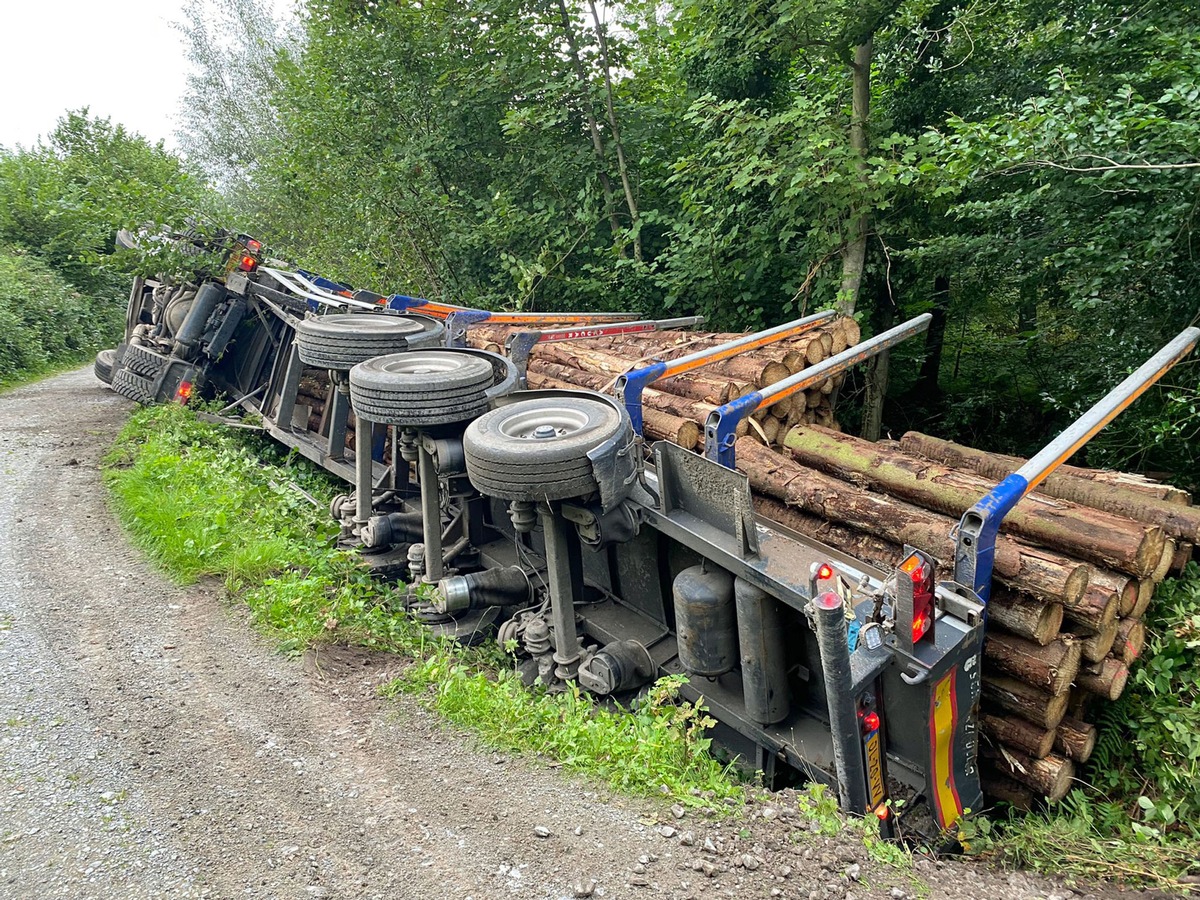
(375, 352), (491, 378)
(498, 405), (594, 441)
(301, 314), (428, 336)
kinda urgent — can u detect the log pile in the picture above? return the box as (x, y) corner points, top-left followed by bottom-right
(463, 317), (862, 446)
(748, 425), (1194, 803)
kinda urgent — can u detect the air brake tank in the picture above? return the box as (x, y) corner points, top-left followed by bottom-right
(673, 563), (736, 676)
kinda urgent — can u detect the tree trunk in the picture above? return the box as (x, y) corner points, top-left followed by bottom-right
(983, 634), (1081, 694)
(555, 0), (623, 244)
(1076, 620), (1118, 663)
(981, 713), (1055, 759)
(737, 439), (1087, 603)
(1060, 584), (1118, 633)
(860, 348), (890, 442)
(899, 431), (1200, 542)
(987, 591), (1062, 645)
(526, 360), (737, 429)
(916, 274), (950, 396)
(981, 746), (1074, 802)
(981, 676), (1068, 729)
(1077, 658), (1129, 701)
(1054, 717), (1097, 764)
(837, 38), (872, 315)
(1086, 568), (1138, 617)
(783, 426), (1165, 575)
(980, 771), (1035, 810)
(1113, 617), (1146, 665)
(586, 0), (641, 260)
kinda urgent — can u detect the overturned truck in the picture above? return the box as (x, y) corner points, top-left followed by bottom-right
(97, 242), (1199, 840)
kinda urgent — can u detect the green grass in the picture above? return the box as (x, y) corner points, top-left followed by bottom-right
(102, 404), (748, 808)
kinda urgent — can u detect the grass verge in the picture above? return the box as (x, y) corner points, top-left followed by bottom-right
(102, 404), (744, 808)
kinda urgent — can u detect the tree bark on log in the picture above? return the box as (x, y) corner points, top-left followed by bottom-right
(1077, 658), (1129, 701)
(1054, 717), (1097, 764)
(1113, 618), (1146, 665)
(981, 676), (1068, 729)
(983, 634), (1081, 694)
(899, 431), (1200, 540)
(1131, 578), (1156, 619)
(736, 439), (1087, 603)
(784, 426), (1165, 576)
(1076, 621), (1118, 663)
(1173, 541), (1194, 572)
(981, 746), (1074, 802)
(1060, 584), (1118, 633)
(980, 771), (1035, 810)
(988, 590), (1063, 645)
(1087, 569), (1138, 617)
(981, 712), (1055, 758)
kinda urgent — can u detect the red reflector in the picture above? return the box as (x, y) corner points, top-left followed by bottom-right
(862, 711), (880, 733)
(816, 563), (835, 581)
(912, 607), (932, 641)
(238, 255), (258, 271)
(246, 239), (262, 254)
(174, 381), (193, 404)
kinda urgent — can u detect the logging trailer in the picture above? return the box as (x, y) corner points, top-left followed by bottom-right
(95, 234), (1199, 840)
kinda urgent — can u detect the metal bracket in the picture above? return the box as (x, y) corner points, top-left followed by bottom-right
(653, 441), (759, 559)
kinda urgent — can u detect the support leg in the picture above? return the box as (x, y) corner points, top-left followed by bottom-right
(540, 503), (583, 681)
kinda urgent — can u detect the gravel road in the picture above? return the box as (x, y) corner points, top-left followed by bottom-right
(0, 368), (1126, 900)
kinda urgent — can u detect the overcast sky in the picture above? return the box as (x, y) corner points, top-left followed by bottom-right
(0, 0), (193, 150)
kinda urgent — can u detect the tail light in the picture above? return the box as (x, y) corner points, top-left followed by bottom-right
(238, 254), (258, 272)
(246, 239), (262, 254)
(174, 380), (193, 404)
(899, 551), (936, 642)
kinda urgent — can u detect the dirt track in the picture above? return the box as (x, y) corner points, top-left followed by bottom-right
(0, 368), (1108, 899)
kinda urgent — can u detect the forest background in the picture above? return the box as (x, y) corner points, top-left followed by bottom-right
(2, 0), (1199, 876)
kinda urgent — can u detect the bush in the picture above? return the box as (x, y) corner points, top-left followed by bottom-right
(0, 245), (123, 386)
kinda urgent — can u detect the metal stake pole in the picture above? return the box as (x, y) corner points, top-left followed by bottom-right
(354, 412), (373, 530)
(540, 504), (583, 681)
(418, 441), (445, 583)
(813, 591), (869, 814)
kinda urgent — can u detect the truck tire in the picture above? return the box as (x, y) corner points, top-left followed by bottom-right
(120, 343), (167, 379)
(295, 314), (443, 371)
(349, 350), (495, 426)
(111, 367), (157, 405)
(463, 395), (630, 501)
(94, 349), (116, 385)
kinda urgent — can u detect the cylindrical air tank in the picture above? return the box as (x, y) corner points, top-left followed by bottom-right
(673, 563), (737, 677)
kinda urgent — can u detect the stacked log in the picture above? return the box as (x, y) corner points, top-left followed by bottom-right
(752, 425), (1190, 803)
(464, 317), (861, 443)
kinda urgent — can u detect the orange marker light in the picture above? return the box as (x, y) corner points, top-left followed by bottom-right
(817, 563), (834, 581)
